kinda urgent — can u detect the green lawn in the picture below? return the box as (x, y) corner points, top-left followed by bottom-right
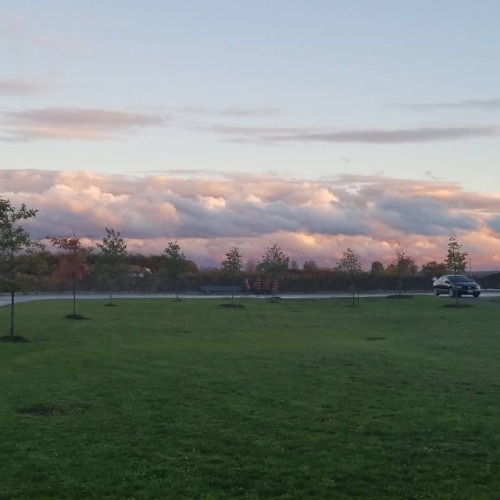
(1, 297), (499, 499)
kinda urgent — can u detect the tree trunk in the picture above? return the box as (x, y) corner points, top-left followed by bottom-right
(9, 289), (15, 337)
(72, 272), (76, 316)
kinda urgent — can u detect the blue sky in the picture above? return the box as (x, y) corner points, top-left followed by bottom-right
(2, 1), (500, 268)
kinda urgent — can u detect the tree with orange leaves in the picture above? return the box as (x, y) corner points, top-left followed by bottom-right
(49, 233), (91, 318)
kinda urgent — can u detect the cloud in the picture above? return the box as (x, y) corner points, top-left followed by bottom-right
(0, 77), (51, 95)
(2, 169), (500, 269)
(1, 107), (165, 141)
(3, 102), (496, 145)
(209, 124), (499, 144)
(375, 195), (477, 235)
(487, 217), (500, 233)
(173, 106), (282, 117)
(392, 98), (500, 112)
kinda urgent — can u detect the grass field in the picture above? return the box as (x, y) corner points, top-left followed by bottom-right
(1, 296), (499, 499)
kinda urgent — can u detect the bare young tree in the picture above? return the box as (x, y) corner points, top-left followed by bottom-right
(391, 243), (412, 297)
(337, 248), (362, 306)
(0, 198), (41, 339)
(220, 247), (243, 305)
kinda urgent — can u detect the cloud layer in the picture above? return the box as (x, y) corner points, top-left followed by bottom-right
(2, 99), (499, 144)
(2, 169), (500, 270)
(1, 107), (165, 141)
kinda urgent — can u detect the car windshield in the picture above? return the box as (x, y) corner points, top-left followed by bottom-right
(448, 275), (473, 283)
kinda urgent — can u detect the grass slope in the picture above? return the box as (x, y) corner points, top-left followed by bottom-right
(0, 297), (499, 499)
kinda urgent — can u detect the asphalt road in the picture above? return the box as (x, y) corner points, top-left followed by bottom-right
(2, 290), (500, 308)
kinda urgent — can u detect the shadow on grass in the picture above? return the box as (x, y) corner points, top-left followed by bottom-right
(17, 402), (88, 417)
(64, 314), (90, 320)
(268, 297), (282, 303)
(104, 303), (118, 307)
(219, 303), (245, 308)
(0, 335), (30, 343)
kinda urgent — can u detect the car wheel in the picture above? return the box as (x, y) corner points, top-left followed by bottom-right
(434, 288), (439, 296)
(473, 292), (480, 298)
(448, 288), (455, 297)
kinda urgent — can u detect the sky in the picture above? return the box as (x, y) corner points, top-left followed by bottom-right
(2, 0), (500, 270)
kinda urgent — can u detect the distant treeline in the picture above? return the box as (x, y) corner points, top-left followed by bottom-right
(32, 252), (500, 294)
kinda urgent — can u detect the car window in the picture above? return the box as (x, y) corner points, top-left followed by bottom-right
(449, 275), (473, 283)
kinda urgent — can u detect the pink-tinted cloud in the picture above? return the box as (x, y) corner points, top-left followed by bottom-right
(2, 169), (500, 269)
(1, 107), (165, 141)
(0, 77), (51, 95)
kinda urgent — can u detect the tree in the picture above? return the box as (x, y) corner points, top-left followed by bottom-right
(220, 247), (243, 304)
(337, 248), (362, 306)
(303, 260), (320, 273)
(163, 241), (187, 300)
(0, 198), (40, 339)
(96, 227), (129, 305)
(421, 261), (447, 278)
(444, 235), (469, 304)
(370, 261), (385, 275)
(257, 243), (289, 297)
(49, 233), (91, 318)
(391, 244), (412, 296)
(445, 235), (468, 275)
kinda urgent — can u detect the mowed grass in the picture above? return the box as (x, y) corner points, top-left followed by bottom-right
(1, 297), (499, 499)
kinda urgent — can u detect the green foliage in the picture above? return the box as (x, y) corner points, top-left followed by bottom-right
(0, 197), (40, 336)
(258, 243), (289, 295)
(0, 297), (499, 498)
(163, 241), (187, 299)
(445, 235), (469, 275)
(220, 247), (243, 278)
(95, 227), (129, 303)
(220, 247), (243, 303)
